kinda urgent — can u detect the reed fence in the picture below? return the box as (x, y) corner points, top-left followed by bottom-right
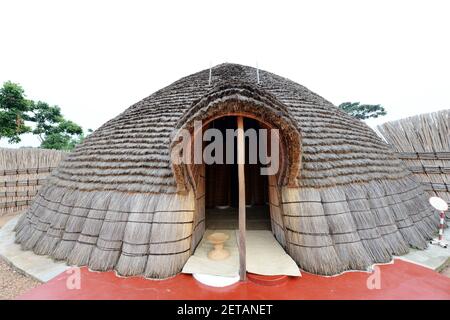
(377, 109), (450, 210)
(0, 148), (66, 215)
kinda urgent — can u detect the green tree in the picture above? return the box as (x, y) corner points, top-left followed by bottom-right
(28, 101), (84, 150)
(0, 81), (87, 150)
(0, 81), (32, 143)
(338, 102), (387, 120)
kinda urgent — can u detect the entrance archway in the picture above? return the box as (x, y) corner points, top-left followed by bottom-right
(188, 114), (289, 280)
(205, 116), (271, 231)
(171, 94), (302, 281)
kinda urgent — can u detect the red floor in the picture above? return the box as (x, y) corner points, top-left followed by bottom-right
(18, 259), (450, 300)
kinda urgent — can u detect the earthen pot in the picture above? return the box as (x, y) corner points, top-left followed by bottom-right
(207, 232), (230, 260)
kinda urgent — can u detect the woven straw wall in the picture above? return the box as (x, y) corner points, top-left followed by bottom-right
(0, 148), (66, 215)
(378, 110), (450, 207)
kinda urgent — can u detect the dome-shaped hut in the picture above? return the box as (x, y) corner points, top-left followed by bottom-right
(14, 63), (439, 278)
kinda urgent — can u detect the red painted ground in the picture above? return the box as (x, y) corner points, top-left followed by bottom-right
(17, 259), (450, 300)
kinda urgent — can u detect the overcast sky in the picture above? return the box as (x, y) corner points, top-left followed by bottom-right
(1, 0), (449, 148)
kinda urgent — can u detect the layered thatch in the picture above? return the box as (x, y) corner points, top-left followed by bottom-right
(0, 148), (66, 215)
(14, 64), (440, 278)
(377, 109), (450, 210)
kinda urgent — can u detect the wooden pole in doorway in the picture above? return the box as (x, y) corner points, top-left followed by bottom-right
(237, 116), (246, 281)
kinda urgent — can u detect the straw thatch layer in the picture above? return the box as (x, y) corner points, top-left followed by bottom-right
(14, 63), (441, 277)
(15, 174), (438, 277)
(171, 93), (303, 190)
(33, 63), (408, 193)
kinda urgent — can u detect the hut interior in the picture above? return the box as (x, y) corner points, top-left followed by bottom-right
(204, 116), (271, 231)
(183, 115), (300, 278)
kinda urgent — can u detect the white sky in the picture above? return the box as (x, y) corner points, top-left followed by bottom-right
(1, 0), (449, 148)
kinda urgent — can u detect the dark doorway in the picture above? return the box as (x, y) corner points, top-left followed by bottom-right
(204, 116), (271, 230)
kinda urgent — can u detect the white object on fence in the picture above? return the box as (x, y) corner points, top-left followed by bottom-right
(429, 197), (448, 248)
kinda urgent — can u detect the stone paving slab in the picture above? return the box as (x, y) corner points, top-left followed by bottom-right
(0, 216), (69, 282)
(396, 227), (450, 271)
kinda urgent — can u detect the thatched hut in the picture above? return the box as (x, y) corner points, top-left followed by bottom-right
(14, 63), (440, 278)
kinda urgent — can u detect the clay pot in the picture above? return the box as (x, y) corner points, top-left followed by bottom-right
(207, 232), (230, 260)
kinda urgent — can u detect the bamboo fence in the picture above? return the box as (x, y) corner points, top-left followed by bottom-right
(377, 109), (450, 211)
(0, 148), (67, 215)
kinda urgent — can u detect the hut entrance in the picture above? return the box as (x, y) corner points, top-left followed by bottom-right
(182, 113), (300, 280)
(182, 114), (300, 281)
(204, 116), (271, 231)
(174, 99), (303, 281)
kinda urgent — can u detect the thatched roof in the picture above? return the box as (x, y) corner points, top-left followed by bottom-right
(14, 63), (440, 278)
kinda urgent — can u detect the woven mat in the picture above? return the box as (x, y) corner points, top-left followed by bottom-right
(182, 229), (300, 277)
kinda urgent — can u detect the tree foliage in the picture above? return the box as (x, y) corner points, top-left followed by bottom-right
(28, 101), (83, 150)
(338, 102), (387, 120)
(0, 81), (32, 143)
(0, 81), (87, 150)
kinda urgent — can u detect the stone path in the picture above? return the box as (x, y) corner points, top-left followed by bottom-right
(0, 257), (40, 300)
(396, 227), (450, 272)
(0, 212), (41, 299)
(0, 216), (70, 283)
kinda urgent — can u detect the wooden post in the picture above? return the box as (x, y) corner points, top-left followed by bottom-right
(237, 116), (246, 281)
